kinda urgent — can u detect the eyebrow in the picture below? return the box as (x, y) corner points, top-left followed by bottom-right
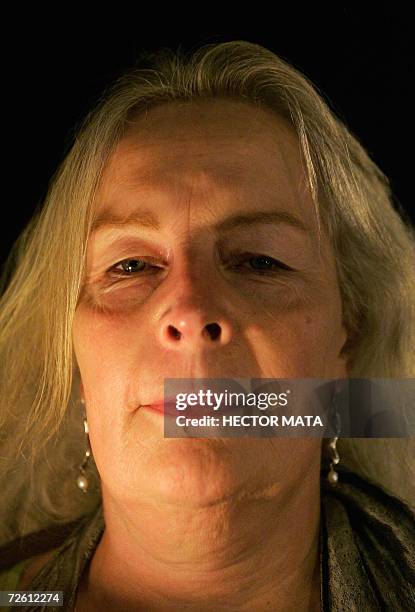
(90, 209), (309, 235)
(91, 211), (160, 233)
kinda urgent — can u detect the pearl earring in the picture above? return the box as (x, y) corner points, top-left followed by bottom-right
(76, 397), (91, 493)
(326, 382), (342, 485)
(326, 436), (340, 485)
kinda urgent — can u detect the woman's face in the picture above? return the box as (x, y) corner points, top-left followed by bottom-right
(72, 99), (348, 507)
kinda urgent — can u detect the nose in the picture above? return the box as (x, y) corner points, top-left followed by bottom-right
(159, 301), (234, 350)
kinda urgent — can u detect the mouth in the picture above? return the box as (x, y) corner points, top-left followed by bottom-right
(141, 399), (217, 418)
(142, 400), (179, 417)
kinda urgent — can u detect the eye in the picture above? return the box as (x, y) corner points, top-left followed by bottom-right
(107, 253), (293, 280)
(108, 258), (161, 277)
(230, 253), (293, 274)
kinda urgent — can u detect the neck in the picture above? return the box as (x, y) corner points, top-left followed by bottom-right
(81, 467), (322, 611)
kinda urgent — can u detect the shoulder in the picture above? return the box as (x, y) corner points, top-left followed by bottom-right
(322, 464), (415, 539)
(0, 503), (104, 601)
(321, 465), (415, 608)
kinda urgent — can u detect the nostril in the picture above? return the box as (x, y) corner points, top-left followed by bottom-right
(167, 325), (182, 340)
(205, 322), (221, 341)
(163, 322), (224, 345)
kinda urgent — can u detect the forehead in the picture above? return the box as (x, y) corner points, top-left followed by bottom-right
(94, 99), (316, 230)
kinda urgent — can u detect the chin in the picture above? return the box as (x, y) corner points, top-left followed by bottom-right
(140, 442), (246, 507)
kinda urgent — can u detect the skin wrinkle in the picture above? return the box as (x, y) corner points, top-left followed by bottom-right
(72, 99), (348, 611)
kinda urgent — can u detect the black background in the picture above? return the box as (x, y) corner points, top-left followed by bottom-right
(2, 7), (413, 267)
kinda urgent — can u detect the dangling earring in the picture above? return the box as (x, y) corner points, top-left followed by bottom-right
(326, 382), (342, 486)
(326, 436), (340, 485)
(76, 397), (91, 493)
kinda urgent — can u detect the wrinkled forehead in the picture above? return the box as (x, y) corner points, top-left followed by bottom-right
(93, 99), (321, 237)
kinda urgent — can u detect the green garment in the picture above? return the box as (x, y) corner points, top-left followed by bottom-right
(0, 465), (414, 611)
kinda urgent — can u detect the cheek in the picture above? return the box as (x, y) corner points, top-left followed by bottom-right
(80, 279), (154, 316)
(295, 312), (343, 367)
(244, 289), (345, 377)
(72, 306), (131, 395)
(72, 309), (137, 468)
